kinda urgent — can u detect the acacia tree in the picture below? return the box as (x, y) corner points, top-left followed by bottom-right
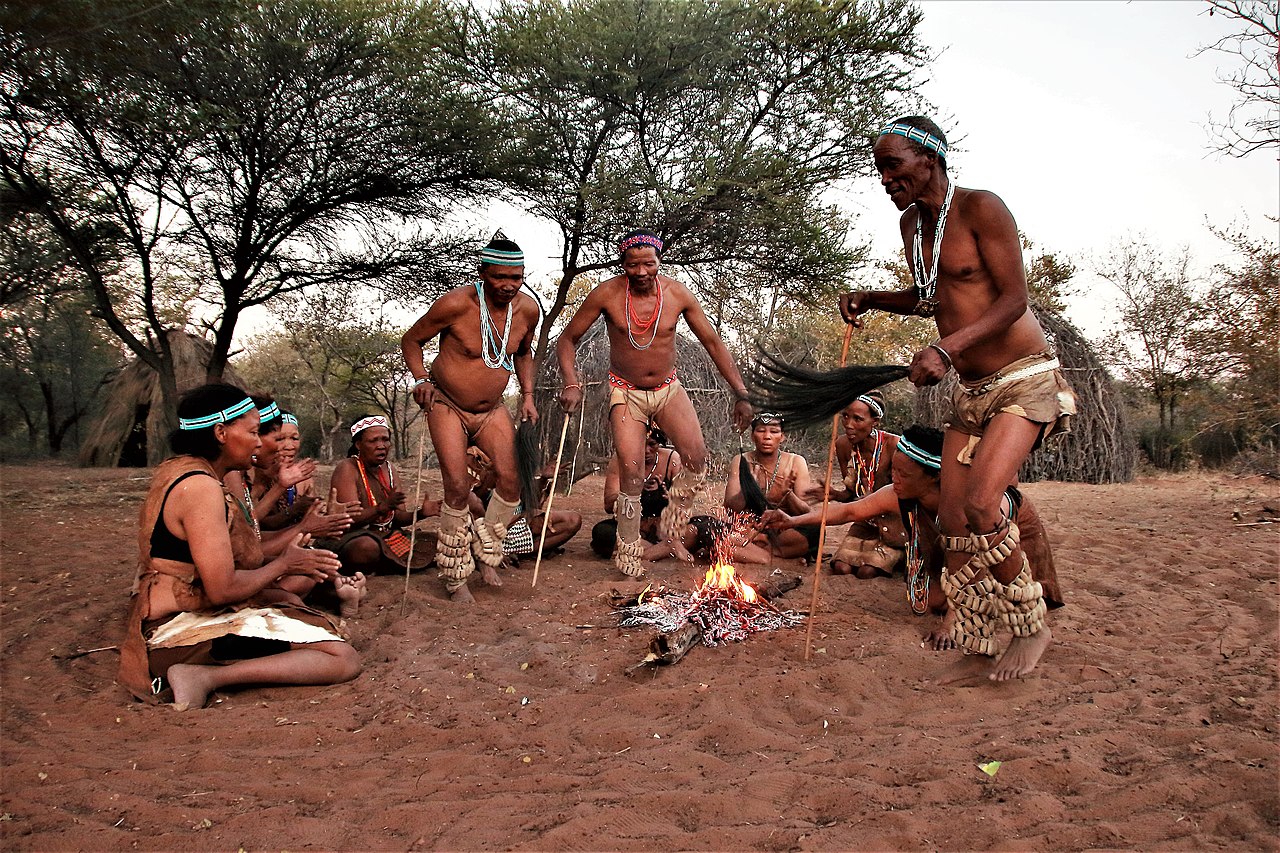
(1095, 237), (1204, 465)
(241, 284), (418, 461)
(1197, 0), (1279, 157)
(0, 203), (122, 455)
(1, 0), (519, 439)
(478, 0), (929, 361)
(1187, 223), (1279, 456)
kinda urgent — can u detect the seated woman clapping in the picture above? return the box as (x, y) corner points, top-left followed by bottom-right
(118, 383), (361, 710)
(326, 416), (441, 577)
(223, 397), (363, 613)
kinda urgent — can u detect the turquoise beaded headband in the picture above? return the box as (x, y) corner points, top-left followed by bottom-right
(880, 121), (947, 159)
(896, 436), (941, 470)
(178, 397), (256, 431)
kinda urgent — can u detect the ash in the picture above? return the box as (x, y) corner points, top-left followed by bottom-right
(616, 589), (805, 646)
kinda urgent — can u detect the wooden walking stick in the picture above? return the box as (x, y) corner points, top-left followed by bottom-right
(532, 413), (572, 588)
(401, 421), (429, 615)
(804, 323), (854, 661)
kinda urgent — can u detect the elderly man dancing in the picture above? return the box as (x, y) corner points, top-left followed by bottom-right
(841, 117), (1076, 680)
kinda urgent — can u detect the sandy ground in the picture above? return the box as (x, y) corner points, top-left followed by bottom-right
(1, 462), (1277, 851)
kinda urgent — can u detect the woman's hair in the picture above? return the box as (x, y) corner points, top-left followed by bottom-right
(168, 383), (254, 461)
(900, 424), (945, 477)
(646, 424), (668, 446)
(253, 394), (282, 436)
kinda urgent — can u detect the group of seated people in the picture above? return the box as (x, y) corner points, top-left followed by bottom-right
(121, 382), (1061, 709)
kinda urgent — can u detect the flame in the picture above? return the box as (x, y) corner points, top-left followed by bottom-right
(698, 562), (758, 603)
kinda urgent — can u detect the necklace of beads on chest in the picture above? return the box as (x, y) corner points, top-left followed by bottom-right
(356, 457), (396, 532)
(239, 483), (260, 538)
(911, 178), (955, 317)
(474, 282), (514, 371)
(905, 508), (929, 615)
(851, 430), (882, 497)
(753, 451), (785, 495)
(625, 279), (663, 350)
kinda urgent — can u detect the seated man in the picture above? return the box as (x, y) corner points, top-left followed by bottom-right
(467, 447), (582, 562)
(590, 425), (682, 561)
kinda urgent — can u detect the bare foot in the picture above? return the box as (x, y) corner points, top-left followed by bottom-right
(449, 583), (475, 603)
(335, 572), (367, 618)
(480, 563), (503, 587)
(922, 609), (957, 651)
(989, 626), (1052, 682)
(166, 663), (216, 711)
(668, 539), (695, 563)
(829, 560), (854, 575)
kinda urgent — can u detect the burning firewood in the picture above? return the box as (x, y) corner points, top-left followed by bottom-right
(621, 568), (805, 671)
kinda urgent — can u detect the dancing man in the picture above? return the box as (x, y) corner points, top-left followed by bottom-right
(402, 234), (541, 603)
(556, 229), (753, 577)
(840, 116), (1076, 680)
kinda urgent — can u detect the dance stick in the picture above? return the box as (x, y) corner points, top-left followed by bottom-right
(400, 423), (428, 615)
(532, 414), (571, 588)
(803, 323), (854, 661)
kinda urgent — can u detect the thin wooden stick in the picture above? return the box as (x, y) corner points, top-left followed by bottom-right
(804, 323), (853, 661)
(532, 414), (572, 588)
(401, 422), (428, 615)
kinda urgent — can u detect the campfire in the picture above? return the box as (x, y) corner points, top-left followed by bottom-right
(613, 525), (805, 668)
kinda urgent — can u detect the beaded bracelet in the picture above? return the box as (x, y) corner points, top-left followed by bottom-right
(412, 376), (431, 387)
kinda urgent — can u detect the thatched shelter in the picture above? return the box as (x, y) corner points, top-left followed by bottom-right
(78, 332), (244, 468)
(532, 322), (737, 484)
(914, 305), (1136, 484)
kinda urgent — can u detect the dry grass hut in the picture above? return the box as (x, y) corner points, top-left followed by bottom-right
(913, 304), (1136, 484)
(532, 322), (737, 485)
(78, 332), (244, 468)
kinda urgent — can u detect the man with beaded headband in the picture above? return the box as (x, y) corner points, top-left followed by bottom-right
(557, 229), (753, 577)
(840, 117), (1076, 680)
(401, 233), (541, 603)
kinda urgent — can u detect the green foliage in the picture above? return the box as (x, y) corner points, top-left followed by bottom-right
(1021, 234), (1076, 315)
(0, 209), (123, 456)
(1094, 236), (1203, 444)
(1185, 222), (1279, 467)
(233, 283), (419, 461)
(479, 0), (930, 359)
(1, 0), (517, 429)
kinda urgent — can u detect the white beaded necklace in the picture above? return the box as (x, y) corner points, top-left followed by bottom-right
(911, 178), (955, 318)
(475, 282), (514, 371)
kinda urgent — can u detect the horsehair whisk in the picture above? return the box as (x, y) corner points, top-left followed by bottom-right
(749, 349), (909, 431)
(515, 419), (541, 517)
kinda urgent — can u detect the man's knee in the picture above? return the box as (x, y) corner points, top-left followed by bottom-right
(344, 537), (380, 566)
(963, 493), (1006, 533)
